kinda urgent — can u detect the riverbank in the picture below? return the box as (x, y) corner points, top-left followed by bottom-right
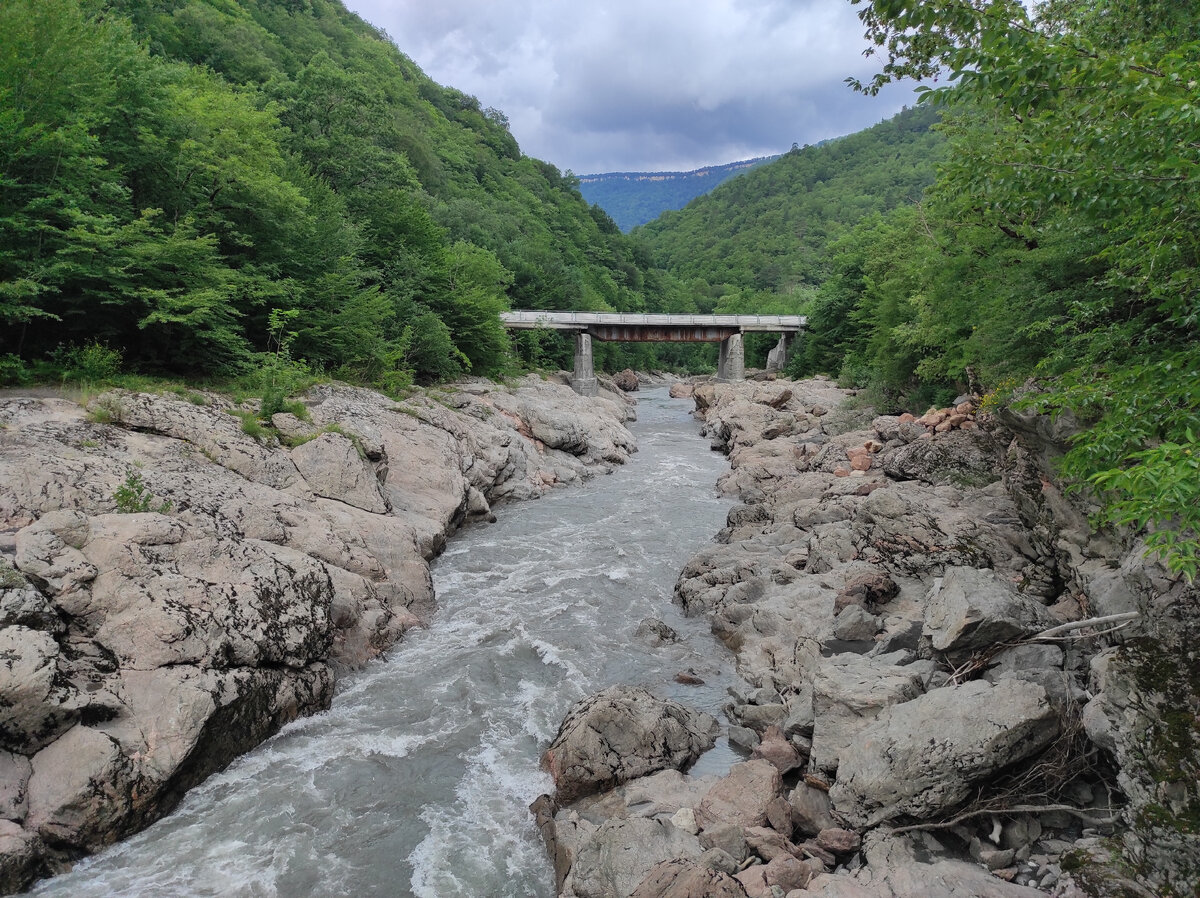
(0, 374), (638, 893)
(534, 377), (1199, 897)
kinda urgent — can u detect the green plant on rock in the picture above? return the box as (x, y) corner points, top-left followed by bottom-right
(255, 309), (312, 420)
(113, 469), (172, 514)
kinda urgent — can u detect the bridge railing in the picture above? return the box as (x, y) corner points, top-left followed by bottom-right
(500, 310), (806, 330)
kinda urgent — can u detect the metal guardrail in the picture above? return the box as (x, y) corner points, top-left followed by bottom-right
(499, 310), (807, 330)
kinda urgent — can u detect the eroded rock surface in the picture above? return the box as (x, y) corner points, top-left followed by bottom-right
(543, 686), (719, 803)
(535, 376), (1193, 897)
(0, 375), (635, 891)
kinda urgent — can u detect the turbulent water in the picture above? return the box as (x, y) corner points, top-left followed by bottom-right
(34, 389), (739, 898)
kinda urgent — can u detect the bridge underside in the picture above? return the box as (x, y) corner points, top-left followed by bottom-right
(500, 311), (805, 396)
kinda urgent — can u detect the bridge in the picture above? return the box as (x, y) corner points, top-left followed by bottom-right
(500, 311), (807, 396)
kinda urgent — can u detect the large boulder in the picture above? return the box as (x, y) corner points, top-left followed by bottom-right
(830, 679), (1059, 827)
(809, 652), (928, 774)
(613, 369), (640, 392)
(0, 627), (78, 754)
(881, 428), (1002, 488)
(695, 760), (782, 829)
(289, 431), (390, 514)
(922, 567), (1054, 656)
(542, 686), (718, 802)
(631, 858), (748, 898)
(561, 817), (703, 898)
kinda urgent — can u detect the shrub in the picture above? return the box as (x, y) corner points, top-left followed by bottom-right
(0, 354), (32, 386)
(53, 341), (123, 384)
(113, 469), (172, 514)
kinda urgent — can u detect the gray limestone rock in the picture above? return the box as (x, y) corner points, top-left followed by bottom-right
(809, 652), (927, 774)
(830, 679), (1060, 827)
(290, 431), (390, 514)
(543, 686), (718, 803)
(631, 858), (747, 898)
(562, 817), (703, 898)
(922, 567), (1054, 657)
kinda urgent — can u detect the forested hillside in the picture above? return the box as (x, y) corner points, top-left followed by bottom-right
(576, 157), (777, 232)
(635, 104), (942, 365)
(638, 105), (940, 298)
(0, 0), (682, 385)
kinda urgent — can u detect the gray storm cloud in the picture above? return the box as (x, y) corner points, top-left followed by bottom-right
(343, 0), (913, 173)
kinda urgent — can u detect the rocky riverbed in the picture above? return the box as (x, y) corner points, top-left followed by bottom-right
(0, 374), (639, 893)
(533, 377), (1200, 898)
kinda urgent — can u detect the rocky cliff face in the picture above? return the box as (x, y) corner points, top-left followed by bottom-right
(0, 375), (636, 892)
(535, 377), (1198, 898)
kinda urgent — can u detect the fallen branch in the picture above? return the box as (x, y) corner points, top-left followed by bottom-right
(886, 803), (1119, 836)
(1031, 612), (1140, 640)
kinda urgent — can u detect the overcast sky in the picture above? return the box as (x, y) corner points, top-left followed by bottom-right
(341, 0), (915, 175)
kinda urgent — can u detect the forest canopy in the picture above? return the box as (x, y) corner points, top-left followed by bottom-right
(0, 0), (692, 384)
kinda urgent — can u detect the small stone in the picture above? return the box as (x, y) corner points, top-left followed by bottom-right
(671, 806), (700, 835)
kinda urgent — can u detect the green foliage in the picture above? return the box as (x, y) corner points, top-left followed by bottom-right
(838, 0), (1200, 575)
(639, 106), (943, 297)
(254, 309), (311, 419)
(52, 341), (124, 385)
(0, 354), (32, 387)
(113, 468), (172, 514)
(234, 410), (270, 442)
(1, 0), (694, 382)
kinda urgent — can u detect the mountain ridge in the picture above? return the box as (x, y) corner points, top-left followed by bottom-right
(576, 155), (779, 231)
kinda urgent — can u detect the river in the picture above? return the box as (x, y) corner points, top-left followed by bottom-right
(32, 388), (739, 897)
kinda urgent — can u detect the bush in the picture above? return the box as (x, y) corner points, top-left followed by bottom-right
(113, 469), (172, 514)
(0, 354), (32, 387)
(52, 341), (123, 384)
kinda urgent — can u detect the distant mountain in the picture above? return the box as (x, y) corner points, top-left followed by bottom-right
(576, 157), (779, 232)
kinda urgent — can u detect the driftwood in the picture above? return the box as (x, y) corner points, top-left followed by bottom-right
(885, 803), (1118, 836)
(1030, 611), (1140, 641)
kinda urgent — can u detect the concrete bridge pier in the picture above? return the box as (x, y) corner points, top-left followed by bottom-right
(716, 333), (745, 383)
(571, 332), (599, 396)
(766, 333), (793, 373)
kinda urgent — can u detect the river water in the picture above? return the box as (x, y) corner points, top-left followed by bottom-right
(33, 389), (738, 898)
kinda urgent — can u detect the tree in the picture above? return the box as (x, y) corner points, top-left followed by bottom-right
(847, 0), (1200, 577)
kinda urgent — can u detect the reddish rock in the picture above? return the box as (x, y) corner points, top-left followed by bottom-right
(669, 382), (695, 399)
(696, 760), (782, 829)
(833, 467), (851, 477)
(744, 826), (800, 862)
(934, 421), (954, 433)
(898, 412), (917, 424)
(849, 454), (872, 472)
(751, 725), (802, 775)
(960, 420), (979, 430)
(816, 827), (861, 854)
(947, 414), (968, 427)
(613, 369), (640, 392)
(766, 796), (795, 838)
(955, 401), (976, 415)
(763, 855), (812, 892)
(735, 864), (771, 898)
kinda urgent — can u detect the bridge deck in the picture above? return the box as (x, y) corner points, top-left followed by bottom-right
(500, 310), (806, 333)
